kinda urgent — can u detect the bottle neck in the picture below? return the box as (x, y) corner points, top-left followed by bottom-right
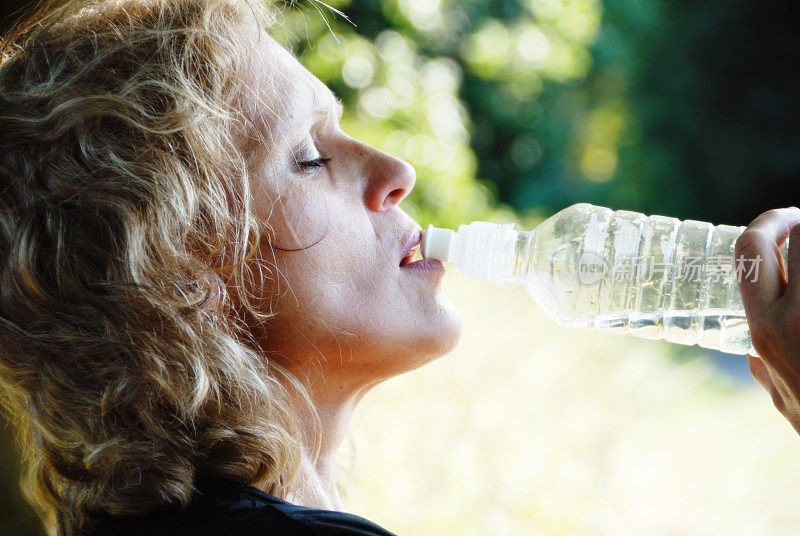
(506, 230), (531, 284)
(450, 222), (523, 284)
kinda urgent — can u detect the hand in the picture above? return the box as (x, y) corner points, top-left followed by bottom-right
(736, 207), (800, 434)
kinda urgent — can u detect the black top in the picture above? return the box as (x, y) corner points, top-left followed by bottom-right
(81, 478), (398, 536)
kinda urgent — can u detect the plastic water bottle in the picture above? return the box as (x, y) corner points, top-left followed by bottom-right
(421, 203), (790, 356)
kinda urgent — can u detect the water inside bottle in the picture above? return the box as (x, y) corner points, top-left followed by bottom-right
(424, 203), (785, 356)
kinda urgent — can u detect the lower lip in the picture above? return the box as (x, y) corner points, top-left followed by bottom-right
(401, 259), (445, 272)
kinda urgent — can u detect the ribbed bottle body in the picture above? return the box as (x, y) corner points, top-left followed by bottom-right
(511, 204), (789, 356)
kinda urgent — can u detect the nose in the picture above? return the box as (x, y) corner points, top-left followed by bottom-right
(361, 143), (416, 213)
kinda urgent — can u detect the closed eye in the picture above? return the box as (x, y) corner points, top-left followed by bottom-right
(297, 156), (332, 170)
(290, 134), (331, 174)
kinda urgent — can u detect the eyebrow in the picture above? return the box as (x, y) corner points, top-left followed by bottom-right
(287, 92), (341, 154)
(312, 90), (343, 122)
(333, 97), (343, 120)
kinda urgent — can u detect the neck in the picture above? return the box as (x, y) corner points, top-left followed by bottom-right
(275, 365), (377, 511)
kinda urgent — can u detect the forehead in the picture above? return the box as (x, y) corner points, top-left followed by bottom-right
(244, 33), (340, 144)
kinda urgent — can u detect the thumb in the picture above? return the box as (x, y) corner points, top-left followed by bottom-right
(747, 354), (774, 393)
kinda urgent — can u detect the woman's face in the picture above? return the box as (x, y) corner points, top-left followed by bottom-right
(236, 32), (462, 390)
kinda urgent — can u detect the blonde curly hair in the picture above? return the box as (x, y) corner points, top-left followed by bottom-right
(0, 0), (313, 534)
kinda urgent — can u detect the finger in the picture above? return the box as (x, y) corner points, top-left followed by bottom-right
(747, 354), (774, 393)
(785, 221), (800, 302)
(735, 208), (800, 316)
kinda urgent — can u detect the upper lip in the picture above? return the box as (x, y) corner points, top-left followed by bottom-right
(399, 227), (423, 266)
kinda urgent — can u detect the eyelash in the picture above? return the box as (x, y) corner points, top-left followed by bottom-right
(297, 156), (332, 171)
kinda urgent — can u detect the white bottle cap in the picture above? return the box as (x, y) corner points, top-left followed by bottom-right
(422, 224), (455, 261)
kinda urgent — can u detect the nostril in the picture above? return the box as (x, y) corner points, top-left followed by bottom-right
(384, 188), (408, 209)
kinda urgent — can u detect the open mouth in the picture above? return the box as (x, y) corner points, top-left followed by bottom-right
(400, 244), (421, 267)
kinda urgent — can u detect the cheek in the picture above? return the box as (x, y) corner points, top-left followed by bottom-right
(260, 182), (332, 250)
(267, 216), (394, 340)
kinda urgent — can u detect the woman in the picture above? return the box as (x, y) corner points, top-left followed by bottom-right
(0, 0), (798, 535)
(0, 0), (459, 534)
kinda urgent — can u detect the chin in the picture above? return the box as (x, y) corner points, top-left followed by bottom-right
(353, 313), (461, 383)
(353, 292), (462, 379)
(429, 297), (463, 357)
(401, 293), (463, 369)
